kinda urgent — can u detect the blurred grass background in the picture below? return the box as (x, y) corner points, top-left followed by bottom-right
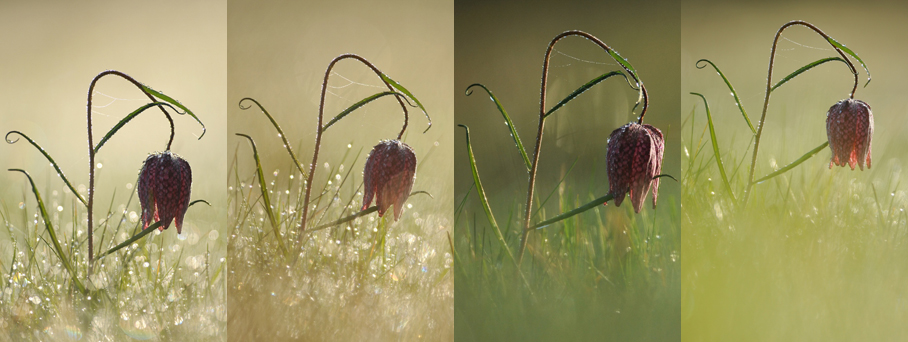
(681, 1), (908, 340)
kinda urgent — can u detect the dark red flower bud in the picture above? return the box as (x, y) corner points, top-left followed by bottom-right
(606, 122), (664, 213)
(826, 98), (873, 170)
(361, 140), (417, 221)
(137, 151), (192, 233)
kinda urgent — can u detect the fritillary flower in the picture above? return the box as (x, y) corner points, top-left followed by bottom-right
(137, 151), (192, 233)
(606, 122), (664, 213)
(361, 140), (417, 221)
(827, 98), (873, 170)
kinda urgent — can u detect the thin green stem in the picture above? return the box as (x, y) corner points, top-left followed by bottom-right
(299, 54), (412, 237)
(519, 30), (648, 264)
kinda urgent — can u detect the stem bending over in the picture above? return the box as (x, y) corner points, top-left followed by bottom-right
(744, 20), (867, 206)
(299, 54), (431, 237)
(518, 30), (649, 263)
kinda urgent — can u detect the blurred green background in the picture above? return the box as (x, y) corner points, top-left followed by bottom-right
(681, 1), (908, 341)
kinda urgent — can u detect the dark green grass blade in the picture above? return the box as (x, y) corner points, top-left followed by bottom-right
(465, 84), (531, 170)
(322, 91), (411, 132)
(544, 71), (630, 118)
(696, 59), (756, 134)
(310, 206), (378, 232)
(690, 93), (736, 201)
(9, 169), (86, 294)
(138, 84), (206, 139)
(93, 102), (179, 153)
(753, 141), (829, 184)
(460, 126), (534, 294)
(771, 57), (850, 92)
(97, 221), (160, 259)
(826, 37), (872, 87)
(238, 98), (307, 177)
(531, 193), (614, 229)
(380, 73), (432, 133)
(308, 191), (432, 232)
(457, 125), (517, 265)
(608, 49), (638, 83)
(607, 49), (645, 108)
(5, 131), (87, 207)
(97, 199), (209, 259)
(236, 133), (288, 257)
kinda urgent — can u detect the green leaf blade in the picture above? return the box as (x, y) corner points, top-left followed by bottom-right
(236, 133), (288, 257)
(826, 37), (872, 87)
(531, 193), (614, 229)
(322, 91), (405, 132)
(771, 57), (850, 92)
(457, 125), (514, 262)
(544, 71), (630, 119)
(690, 93), (736, 201)
(380, 73), (432, 133)
(465, 84), (531, 170)
(753, 141), (829, 184)
(9, 169), (86, 294)
(93, 102), (178, 154)
(6, 131), (87, 207)
(696, 59), (756, 134)
(139, 84), (207, 139)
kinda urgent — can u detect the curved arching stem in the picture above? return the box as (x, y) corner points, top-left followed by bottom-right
(518, 30), (649, 263)
(744, 21), (860, 206)
(86, 70), (175, 263)
(299, 54), (411, 235)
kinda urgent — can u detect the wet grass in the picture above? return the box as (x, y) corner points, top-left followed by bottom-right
(453, 171), (681, 340)
(0, 178), (225, 341)
(680, 104), (908, 340)
(226, 139), (453, 340)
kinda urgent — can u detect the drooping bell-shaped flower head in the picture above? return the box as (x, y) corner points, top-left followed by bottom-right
(827, 98), (873, 170)
(361, 140), (417, 221)
(606, 122), (664, 213)
(137, 151), (192, 233)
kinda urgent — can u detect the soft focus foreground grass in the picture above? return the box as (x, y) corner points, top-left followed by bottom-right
(0, 178), (226, 341)
(227, 141), (453, 341)
(681, 106), (908, 341)
(454, 179), (681, 341)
